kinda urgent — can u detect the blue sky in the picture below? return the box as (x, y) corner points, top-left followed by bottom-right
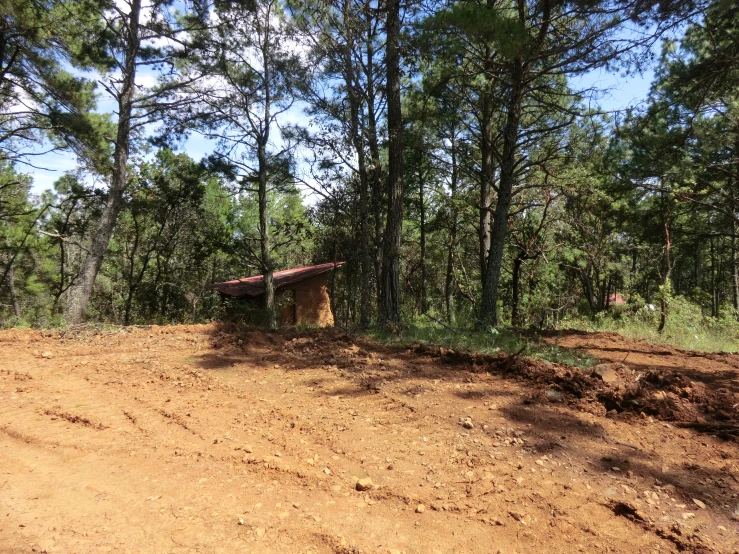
(573, 68), (655, 114)
(25, 66), (655, 196)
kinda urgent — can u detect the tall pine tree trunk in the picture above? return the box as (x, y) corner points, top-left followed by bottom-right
(379, 0), (402, 325)
(511, 255), (523, 327)
(123, 215), (141, 326)
(732, 223), (738, 313)
(733, 130), (739, 314)
(694, 240), (700, 290)
(64, 0), (141, 324)
(710, 236), (717, 318)
(479, 104), (494, 289)
(358, 140), (371, 327)
(364, 7), (384, 312)
(258, 20), (275, 329)
(479, 58), (524, 328)
(6, 257), (20, 318)
(478, 37), (495, 288)
(445, 238), (456, 325)
(658, 210), (672, 333)
(445, 146), (458, 325)
(358, 152), (371, 326)
(257, 137), (275, 328)
(343, 0), (371, 327)
(418, 168), (427, 314)
(477, 0), (552, 328)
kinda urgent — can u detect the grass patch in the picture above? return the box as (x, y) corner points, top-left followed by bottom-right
(563, 296), (739, 353)
(597, 321), (738, 353)
(367, 321), (596, 369)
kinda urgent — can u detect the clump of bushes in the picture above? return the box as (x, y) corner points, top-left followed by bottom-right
(569, 295), (739, 352)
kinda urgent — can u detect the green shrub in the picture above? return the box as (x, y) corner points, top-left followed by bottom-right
(567, 295), (739, 352)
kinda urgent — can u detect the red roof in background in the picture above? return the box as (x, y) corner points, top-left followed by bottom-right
(609, 293), (626, 305)
(208, 262), (345, 298)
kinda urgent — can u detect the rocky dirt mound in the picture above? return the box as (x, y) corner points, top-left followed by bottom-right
(412, 341), (739, 440)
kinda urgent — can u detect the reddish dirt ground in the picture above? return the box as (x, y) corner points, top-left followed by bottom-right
(1, 324), (737, 554)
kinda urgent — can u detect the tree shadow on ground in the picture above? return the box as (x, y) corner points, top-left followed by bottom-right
(501, 403), (737, 515)
(195, 323), (739, 442)
(189, 323), (738, 532)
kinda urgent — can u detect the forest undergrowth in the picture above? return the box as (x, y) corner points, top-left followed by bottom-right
(565, 296), (739, 353)
(369, 296), (739, 365)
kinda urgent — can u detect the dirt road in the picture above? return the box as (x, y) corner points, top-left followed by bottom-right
(1, 324), (737, 553)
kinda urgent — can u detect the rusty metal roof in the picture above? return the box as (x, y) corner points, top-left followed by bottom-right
(208, 262), (345, 298)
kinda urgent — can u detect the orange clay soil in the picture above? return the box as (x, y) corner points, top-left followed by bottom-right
(1, 323), (737, 554)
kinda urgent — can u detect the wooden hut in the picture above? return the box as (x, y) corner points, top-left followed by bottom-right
(208, 262), (344, 326)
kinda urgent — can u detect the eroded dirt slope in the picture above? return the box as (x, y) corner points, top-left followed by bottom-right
(1, 324), (737, 554)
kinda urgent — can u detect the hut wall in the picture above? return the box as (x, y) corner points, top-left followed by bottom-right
(292, 273), (334, 326)
(279, 290), (296, 325)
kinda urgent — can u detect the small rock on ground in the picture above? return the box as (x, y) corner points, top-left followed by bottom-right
(593, 363), (624, 383)
(545, 389), (565, 403)
(356, 477), (374, 491)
